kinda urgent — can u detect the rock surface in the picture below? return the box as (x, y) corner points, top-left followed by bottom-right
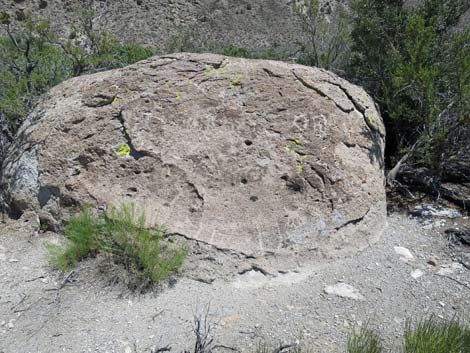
(324, 283), (365, 300)
(0, 53), (386, 266)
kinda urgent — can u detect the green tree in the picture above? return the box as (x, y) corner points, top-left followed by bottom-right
(348, 0), (469, 178)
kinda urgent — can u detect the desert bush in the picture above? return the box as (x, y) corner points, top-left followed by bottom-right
(222, 44), (291, 61)
(57, 8), (155, 76)
(0, 10), (155, 136)
(293, 0), (350, 70)
(0, 16), (71, 132)
(223, 44), (252, 58)
(348, 0), (469, 176)
(47, 205), (186, 289)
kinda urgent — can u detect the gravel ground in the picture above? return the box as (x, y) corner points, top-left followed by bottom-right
(1, 212), (469, 353)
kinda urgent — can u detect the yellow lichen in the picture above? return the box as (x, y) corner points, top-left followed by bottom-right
(116, 143), (131, 156)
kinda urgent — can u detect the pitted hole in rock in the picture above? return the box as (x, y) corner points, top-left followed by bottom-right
(250, 196), (258, 202)
(244, 140), (253, 146)
(38, 185), (60, 207)
(241, 178), (248, 184)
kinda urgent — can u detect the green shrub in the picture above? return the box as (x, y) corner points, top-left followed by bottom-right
(47, 205), (186, 289)
(223, 44), (252, 58)
(0, 10), (155, 134)
(348, 0), (470, 174)
(0, 18), (71, 131)
(58, 9), (156, 76)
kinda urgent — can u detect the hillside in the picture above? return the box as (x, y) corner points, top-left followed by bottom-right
(0, 0), (299, 53)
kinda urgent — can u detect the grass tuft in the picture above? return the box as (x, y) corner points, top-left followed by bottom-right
(404, 316), (470, 353)
(347, 326), (383, 353)
(47, 204), (186, 290)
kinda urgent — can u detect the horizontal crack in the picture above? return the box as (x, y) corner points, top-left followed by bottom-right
(166, 232), (255, 259)
(263, 67), (284, 78)
(238, 265), (271, 276)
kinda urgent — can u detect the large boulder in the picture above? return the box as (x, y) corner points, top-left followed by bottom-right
(0, 53), (386, 264)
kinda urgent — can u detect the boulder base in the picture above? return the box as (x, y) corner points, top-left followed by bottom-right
(1, 53), (386, 265)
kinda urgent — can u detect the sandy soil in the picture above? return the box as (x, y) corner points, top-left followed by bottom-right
(1, 212), (469, 353)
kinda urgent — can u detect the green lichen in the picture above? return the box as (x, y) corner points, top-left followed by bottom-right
(116, 143), (131, 156)
(175, 90), (181, 100)
(296, 161), (303, 174)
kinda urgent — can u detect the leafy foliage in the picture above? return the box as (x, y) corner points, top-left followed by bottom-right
(0, 10), (155, 134)
(348, 0), (469, 173)
(0, 18), (70, 131)
(57, 9), (154, 76)
(47, 205), (186, 290)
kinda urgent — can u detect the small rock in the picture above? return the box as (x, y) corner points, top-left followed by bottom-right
(324, 283), (365, 301)
(411, 269), (424, 279)
(8, 258), (19, 263)
(7, 322), (14, 329)
(437, 262), (463, 276)
(394, 246), (414, 262)
(427, 257), (438, 266)
(412, 204), (462, 219)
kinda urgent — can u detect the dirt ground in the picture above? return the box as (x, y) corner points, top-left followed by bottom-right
(1, 211), (469, 353)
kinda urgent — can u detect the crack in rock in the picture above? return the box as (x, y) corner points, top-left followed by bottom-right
(323, 80), (385, 137)
(262, 67), (284, 78)
(292, 71), (354, 114)
(187, 182), (204, 205)
(334, 207), (371, 231)
(167, 232), (255, 259)
(238, 265), (271, 276)
(116, 110), (157, 161)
